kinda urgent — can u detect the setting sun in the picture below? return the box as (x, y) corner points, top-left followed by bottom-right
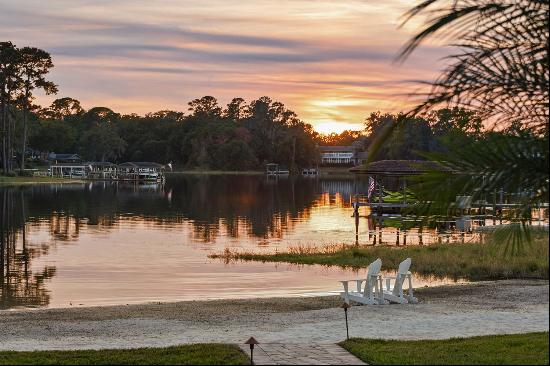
(314, 120), (363, 134)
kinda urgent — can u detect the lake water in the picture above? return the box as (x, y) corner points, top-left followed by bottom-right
(0, 174), (466, 310)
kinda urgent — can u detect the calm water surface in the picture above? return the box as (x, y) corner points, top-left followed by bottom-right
(1, 174), (465, 310)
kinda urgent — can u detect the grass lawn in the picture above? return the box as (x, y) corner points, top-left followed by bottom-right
(340, 332), (549, 365)
(0, 344), (248, 365)
(0, 176), (83, 185)
(210, 233), (549, 281)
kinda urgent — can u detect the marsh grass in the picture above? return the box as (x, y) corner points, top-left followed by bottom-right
(340, 332), (549, 365)
(210, 233), (549, 281)
(0, 344), (248, 365)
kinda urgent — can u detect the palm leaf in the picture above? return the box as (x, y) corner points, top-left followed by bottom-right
(398, 0), (549, 133)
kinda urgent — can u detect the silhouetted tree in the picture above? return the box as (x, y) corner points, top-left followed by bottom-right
(17, 47), (57, 172)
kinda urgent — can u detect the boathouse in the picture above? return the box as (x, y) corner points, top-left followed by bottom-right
(85, 162), (118, 180)
(350, 159), (445, 177)
(117, 162), (165, 181)
(350, 159), (448, 209)
(49, 163), (86, 178)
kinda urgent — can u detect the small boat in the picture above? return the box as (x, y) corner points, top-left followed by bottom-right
(266, 163), (290, 176)
(302, 168), (318, 175)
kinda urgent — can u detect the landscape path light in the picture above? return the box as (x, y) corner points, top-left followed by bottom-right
(342, 302), (350, 340)
(244, 336), (259, 365)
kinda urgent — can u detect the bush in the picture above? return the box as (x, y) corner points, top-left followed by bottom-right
(17, 170), (34, 177)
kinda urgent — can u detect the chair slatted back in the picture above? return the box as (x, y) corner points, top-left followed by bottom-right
(363, 258), (382, 297)
(393, 258), (411, 295)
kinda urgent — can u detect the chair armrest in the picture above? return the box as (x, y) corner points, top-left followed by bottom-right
(341, 279), (365, 293)
(339, 279), (365, 284)
(383, 276), (397, 280)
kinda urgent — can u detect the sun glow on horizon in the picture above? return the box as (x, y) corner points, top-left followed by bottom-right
(314, 121), (363, 135)
(2, 0), (445, 134)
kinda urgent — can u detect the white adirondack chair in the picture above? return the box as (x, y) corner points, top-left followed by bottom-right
(382, 258), (418, 304)
(339, 258), (384, 305)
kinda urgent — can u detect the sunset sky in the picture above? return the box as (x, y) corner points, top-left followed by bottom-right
(1, 0), (449, 133)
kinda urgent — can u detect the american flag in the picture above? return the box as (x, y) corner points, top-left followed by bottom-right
(367, 177), (375, 200)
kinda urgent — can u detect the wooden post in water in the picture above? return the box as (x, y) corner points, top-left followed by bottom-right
(378, 182), (383, 211)
(402, 178), (407, 205)
(493, 189), (497, 225)
(396, 228), (400, 246)
(354, 208), (359, 246)
(378, 217), (383, 245)
(499, 188), (504, 225)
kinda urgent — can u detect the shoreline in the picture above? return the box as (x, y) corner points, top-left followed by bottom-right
(0, 280), (547, 351)
(0, 176), (85, 185)
(168, 170), (264, 175)
(0, 169), (355, 184)
(167, 168), (354, 176)
(4, 279), (547, 315)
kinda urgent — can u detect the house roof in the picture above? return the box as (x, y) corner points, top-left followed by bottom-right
(350, 160), (448, 175)
(49, 153), (81, 160)
(49, 162), (86, 167)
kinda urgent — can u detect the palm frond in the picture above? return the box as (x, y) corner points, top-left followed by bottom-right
(406, 133), (548, 247)
(399, 0), (549, 133)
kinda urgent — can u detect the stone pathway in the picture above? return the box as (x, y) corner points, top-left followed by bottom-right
(238, 343), (367, 365)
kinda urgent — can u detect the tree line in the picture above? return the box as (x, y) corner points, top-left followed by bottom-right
(1, 40), (498, 174)
(26, 95), (320, 171)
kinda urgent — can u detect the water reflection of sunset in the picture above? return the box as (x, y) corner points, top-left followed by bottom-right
(2, 176), (467, 309)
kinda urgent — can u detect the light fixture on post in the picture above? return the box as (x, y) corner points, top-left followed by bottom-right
(342, 302), (350, 340)
(244, 337), (259, 365)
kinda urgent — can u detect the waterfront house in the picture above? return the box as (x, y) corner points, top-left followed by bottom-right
(48, 153), (82, 164)
(319, 144), (367, 166)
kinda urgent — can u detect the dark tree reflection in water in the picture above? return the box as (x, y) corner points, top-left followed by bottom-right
(0, 189), (55, 309)
(8, 175), (361, 242)
(0, 175), (375, 309)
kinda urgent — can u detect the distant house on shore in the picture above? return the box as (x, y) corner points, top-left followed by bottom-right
(48, 153), (82, 164)
(318, 141), (367, 166)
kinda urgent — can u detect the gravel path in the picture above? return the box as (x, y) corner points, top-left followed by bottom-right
(0, 280), (547, 351)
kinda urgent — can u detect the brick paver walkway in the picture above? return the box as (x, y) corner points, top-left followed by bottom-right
(238, 343), (367, 365)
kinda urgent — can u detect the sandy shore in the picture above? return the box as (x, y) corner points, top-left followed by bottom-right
(0, 280), (547, 351)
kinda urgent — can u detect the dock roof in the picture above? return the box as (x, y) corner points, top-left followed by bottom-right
(350, 160), (448, 175)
